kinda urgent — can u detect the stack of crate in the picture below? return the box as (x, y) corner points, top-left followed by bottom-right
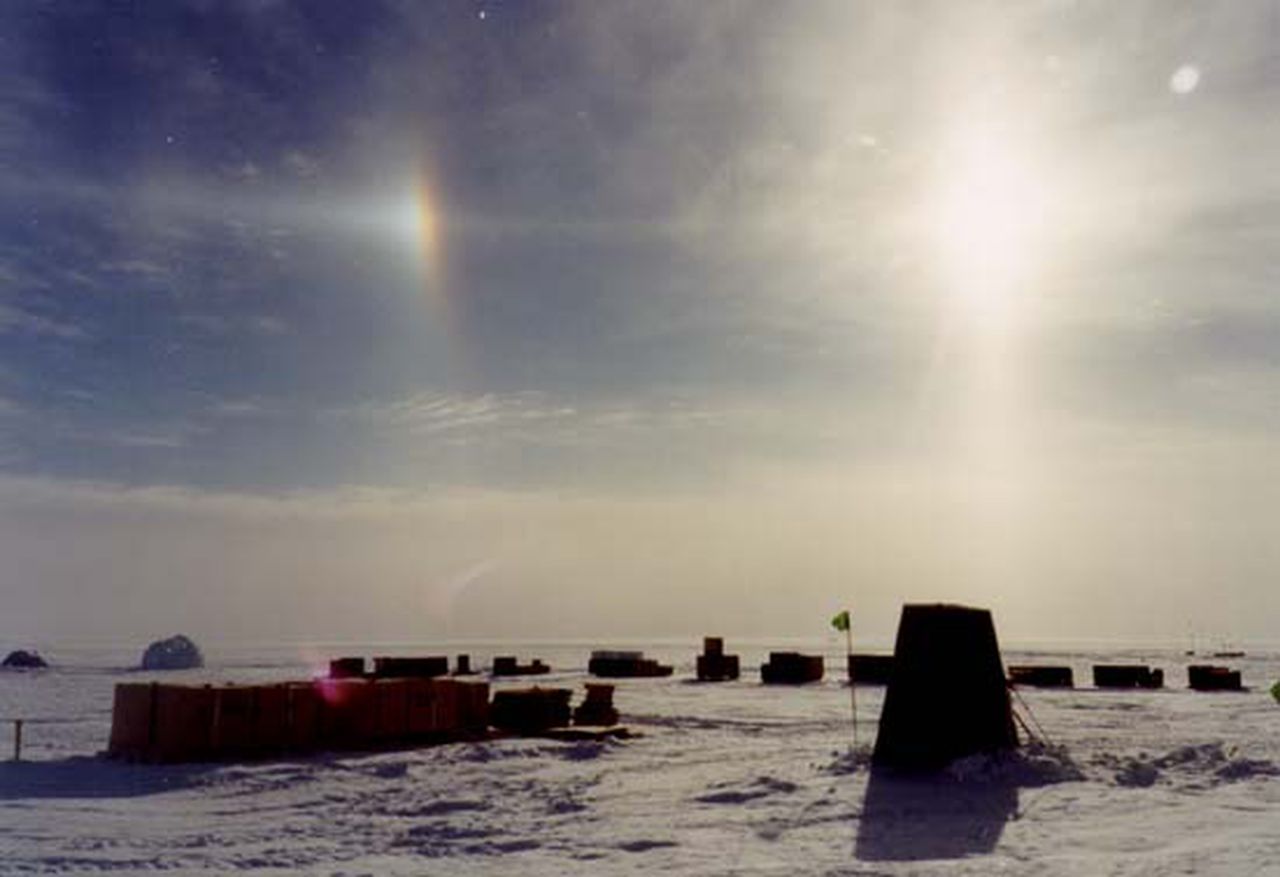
(761, 652), (824, 684)
(587, 650), (673, 678)
(371, 656), (449, 678)
(847, 654), (895, 686)
(489, 687), (572, 733)
(572, 684), (619, 726)
(491, 656), (551, 676)
(328, 657), (366, 679)
(1007, 665), (1074, 688)
(1187, 665), (1243, 691)
(1093, 665), (1164, 689)
(695, 637), (740, 682)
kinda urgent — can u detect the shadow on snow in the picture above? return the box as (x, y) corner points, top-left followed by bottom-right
(0, 756), (219, 800)
(854, 766), (1017, 862)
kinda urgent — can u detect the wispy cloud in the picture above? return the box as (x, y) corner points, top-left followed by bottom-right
(100, 259), (173, 280)
(93, 428), (195, 450)
(250, 315), (291, 336)
(333, 391), (576, 437)
(0, 302), (87, 339)
(282, 149), (322, 179)
(331, 390), (765, 448)
(207, 397), (269, 418)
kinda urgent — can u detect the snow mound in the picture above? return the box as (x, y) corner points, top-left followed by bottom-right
(617, 839), (678, 853)
(822, 746), (873, 775)
(1097, 742), (1280, 788)
(695, 775), (799, 804)
(1215, 758), (1280, 781)
(1113, 758), (1160, 788)
(394, 799), (490, 818)
(946, 742), (1085, 787)
(366, 759), (410, 779)
(460, 738), (620, 763)
(1157, 742), (1280, 783)
(1154, 742), (1232, 769)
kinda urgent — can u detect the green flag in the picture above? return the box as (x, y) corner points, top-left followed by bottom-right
(831, 610), (851, 633)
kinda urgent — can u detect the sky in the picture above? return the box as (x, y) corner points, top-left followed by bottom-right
(3, 1), (1280, 646)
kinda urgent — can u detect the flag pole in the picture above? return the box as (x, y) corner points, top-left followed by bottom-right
(846, 623), (857, 751)
(832, 609), (856, 752)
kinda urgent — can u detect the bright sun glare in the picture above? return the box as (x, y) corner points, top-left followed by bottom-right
(934, 126), (1050, 321)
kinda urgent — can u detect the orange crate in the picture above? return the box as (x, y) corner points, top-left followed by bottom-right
(151, 685), (216, 762)
(108, 683), (155, 758)
(374, 678), (410, 742)
(315, 678), (377, 748)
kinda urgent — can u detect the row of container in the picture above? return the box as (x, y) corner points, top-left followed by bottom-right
(107, 677), (490, 763)
(1008, 663), (1245, 691)
(330, 654), (551, 679)
(326, 646), (1248, 692)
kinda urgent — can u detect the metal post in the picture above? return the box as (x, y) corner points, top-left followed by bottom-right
(12, 719), (22, 762)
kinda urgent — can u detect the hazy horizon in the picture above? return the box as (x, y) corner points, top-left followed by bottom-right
(4, 2), (1280, 645)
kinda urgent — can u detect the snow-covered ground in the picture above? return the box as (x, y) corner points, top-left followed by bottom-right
(1, 641), (1278, 875)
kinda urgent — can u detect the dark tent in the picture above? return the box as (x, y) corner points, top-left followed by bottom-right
(140, 635), (203, 671)
(872, 603), (1017, 772)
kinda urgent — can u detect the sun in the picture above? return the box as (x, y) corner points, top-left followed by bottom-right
(933, 125), (1050, 322)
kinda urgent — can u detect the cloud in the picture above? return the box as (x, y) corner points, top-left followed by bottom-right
(100, 259), (173, 280)
(6, 437), (1280, 645)
(249, 315), (291, 336)
(282, 149), (321, 178)
(0, 302), (87, 339)
(207, 397), (269, 418)
(96, 430), (190, 449)
(335, 391), (573, 437)
(330, 389), (776, 452)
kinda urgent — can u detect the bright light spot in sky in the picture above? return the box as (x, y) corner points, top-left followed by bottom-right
(933, 125), (1050, 322)
(415, 181), (440, 259)
(349, 182), (440, 268)
(1170, 64), (1201, 95)
(924, 118), (1060, 501)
